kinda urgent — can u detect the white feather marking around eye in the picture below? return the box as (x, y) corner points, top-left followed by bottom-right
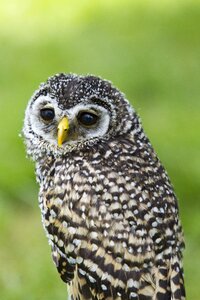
(66, 103), (111, 138)
(25, 95), (62, 145)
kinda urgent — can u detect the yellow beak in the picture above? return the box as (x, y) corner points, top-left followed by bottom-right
(57, 116), (69, 147)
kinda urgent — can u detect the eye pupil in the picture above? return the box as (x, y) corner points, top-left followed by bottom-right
(78, 112), (98, 126)
(40, 108), (55, 121)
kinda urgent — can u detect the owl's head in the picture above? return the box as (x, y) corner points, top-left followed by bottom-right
(23, 74), (139, 160)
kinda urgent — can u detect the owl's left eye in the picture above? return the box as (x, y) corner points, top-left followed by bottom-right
(78, 111), (99, 127)
(40, 108), (55, 121)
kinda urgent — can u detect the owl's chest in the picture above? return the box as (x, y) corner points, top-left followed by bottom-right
(38, 154), (157, 228)
(39, 157), (138, 242)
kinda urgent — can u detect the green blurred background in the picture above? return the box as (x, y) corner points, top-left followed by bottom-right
(0, 0), (199, 299)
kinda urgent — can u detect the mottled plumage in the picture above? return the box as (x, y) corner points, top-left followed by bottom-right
(23, 73), (185, 299)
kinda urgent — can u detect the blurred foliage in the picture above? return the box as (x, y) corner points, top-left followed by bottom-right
(0, 0), (199, 299)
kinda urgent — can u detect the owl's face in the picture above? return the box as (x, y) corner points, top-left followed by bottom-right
(26, 94), (111, 146)
(23, 74), (136, 159)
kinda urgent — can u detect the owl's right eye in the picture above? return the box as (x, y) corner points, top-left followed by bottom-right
(40, 108), (55, 121)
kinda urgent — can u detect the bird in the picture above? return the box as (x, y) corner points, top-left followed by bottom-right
(22, 73), (185, 300)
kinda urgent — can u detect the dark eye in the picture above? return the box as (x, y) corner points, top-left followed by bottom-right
(40, 108), (55, 121)
(78, 111), (99, 126)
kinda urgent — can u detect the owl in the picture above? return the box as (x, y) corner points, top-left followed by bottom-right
(22, 73), (185, 300)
